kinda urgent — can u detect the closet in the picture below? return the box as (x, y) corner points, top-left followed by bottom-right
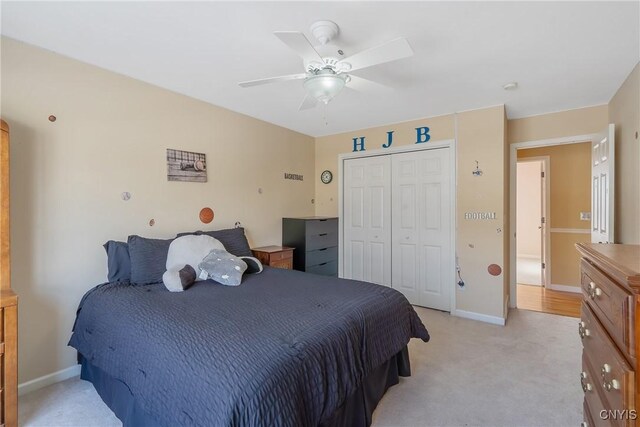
(342, 147), (452, 311)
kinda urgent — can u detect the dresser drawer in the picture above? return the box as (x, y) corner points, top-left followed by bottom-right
(306, 233), (338, 251)
(270, 258), (292, 270)
(581, 260), (634, 360)
(0, 308), (3, 343)
(581, 303), (635, 419)
(305, 218), (337, 236)
(582, 353), (615, 427)
(305, 246), (337, 267)
(306, 260), (338, 276)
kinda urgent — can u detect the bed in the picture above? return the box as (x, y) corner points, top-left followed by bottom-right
(69, 265), (429, 426)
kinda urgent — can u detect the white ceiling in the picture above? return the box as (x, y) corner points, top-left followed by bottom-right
(1, 1), (638, 137)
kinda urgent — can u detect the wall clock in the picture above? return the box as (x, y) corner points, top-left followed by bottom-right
(321, 170), (333, 184)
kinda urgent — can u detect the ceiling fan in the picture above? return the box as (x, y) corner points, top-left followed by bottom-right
(238, 20), (414, 110)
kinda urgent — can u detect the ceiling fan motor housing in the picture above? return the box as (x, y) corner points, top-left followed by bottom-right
(310, 20), (339, 45)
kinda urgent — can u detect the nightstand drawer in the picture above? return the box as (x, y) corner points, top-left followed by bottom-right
(306, 233), (337, 251)
(269, 250), (292, 262)
(305, 246), (337, 267)
(581, 260), (634, 360)
(307, 261), (337, 276)
(270, 259), (293, 270)
(306, 218), (338, 236)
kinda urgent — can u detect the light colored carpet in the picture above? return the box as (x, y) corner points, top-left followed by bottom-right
(517, 256), (542, 286)
(20, 308), (581, 427)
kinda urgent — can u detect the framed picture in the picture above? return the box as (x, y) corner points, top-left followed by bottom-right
(167, 149), (207, 183)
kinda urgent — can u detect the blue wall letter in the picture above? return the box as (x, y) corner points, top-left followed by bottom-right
(383, 131), (394, 148)
(415, 127), (431, 143)
(352, 137), (366, 152)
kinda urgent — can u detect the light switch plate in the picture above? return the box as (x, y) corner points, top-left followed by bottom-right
(580, 212), (591, 221)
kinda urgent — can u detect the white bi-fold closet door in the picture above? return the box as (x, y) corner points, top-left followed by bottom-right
(343, 147), (452, 311)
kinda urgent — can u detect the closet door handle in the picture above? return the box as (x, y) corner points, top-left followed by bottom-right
(319, 233), (328, 236)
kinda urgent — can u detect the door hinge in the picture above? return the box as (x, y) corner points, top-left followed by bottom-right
(542, 262), (546, 269)
(541, 217), (546, 224)
(541, 171), (545, 178)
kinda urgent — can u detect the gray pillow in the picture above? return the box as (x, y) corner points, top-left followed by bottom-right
(177, 227), (252, 257)
(198, 249), (247, 286)
(128, 235), (173, 284)
(103, 240), (131, 283)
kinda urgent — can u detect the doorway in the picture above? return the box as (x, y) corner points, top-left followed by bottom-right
(516, 158), (548, 288)
(510, 136), (603, 318)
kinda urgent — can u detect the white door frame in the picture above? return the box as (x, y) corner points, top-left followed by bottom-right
(338, 139), (457, 312)
(516, 156), (550, 288)
(509, 133), (598, 308)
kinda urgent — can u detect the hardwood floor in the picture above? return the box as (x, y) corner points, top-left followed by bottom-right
(517, 284), (581, 318)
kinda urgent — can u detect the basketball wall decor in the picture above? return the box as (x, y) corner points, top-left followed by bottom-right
(199, 207), (214, 224)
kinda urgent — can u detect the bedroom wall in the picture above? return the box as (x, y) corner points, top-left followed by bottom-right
(0, 38), (316, 385)
(517, 143), (592, 289)
(315, 105), (509, 321)
(608, 63), (640, 244)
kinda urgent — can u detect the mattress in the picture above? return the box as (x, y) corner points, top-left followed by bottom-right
(69, 267), (429, 426)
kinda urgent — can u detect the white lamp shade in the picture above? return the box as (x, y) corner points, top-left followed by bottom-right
(303, 73), (347, 104)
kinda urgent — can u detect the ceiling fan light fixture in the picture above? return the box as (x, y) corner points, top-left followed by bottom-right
(303, 72), (347, 104)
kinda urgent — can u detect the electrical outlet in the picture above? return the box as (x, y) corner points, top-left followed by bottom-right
(580, 212), (591, 221)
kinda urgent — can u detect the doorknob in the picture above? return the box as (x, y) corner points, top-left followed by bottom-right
(538, 226), (542, 229)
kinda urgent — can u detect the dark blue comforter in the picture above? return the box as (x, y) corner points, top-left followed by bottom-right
(69, 267), (429, 426)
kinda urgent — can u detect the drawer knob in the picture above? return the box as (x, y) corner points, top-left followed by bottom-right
(603, 379), (621, 391)
(587, 282), (602, 299)
(578, 321), (591, 339)
(601, 364), (621, 391)
(580, 371), (593, 392)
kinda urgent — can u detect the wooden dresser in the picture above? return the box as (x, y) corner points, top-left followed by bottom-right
(0, 120), (17, 427)
(577, 243), (640, 427)
(282, 217), (338, 277)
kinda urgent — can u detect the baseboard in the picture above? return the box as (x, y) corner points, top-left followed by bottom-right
(548, 284), (582, 294)
(453, 309), (506, 326)
(18, 364), (81, 396)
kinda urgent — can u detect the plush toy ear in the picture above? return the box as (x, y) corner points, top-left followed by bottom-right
(240, 256), (263, 274)
(163, 265), (197, 292)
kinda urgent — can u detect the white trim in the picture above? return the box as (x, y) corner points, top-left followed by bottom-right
(338, 138), (457, 313)
(548, 284), (582, 294)
(509, 132), (598, 308)
(453, 309), (506, 326)
(550, 228), (591, 234)
(18, 364), (80, 396)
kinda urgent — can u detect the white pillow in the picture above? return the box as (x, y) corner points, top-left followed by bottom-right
(162, 235), (225, 292)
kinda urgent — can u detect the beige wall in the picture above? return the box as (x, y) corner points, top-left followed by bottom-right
(609, 63), (640, 244)
(508, 105), (608, 143)
(456, 106), (507, 318)
(518, 143), (591, 288)
(315, 106), (508, 319)
(1, 38), (315, 384)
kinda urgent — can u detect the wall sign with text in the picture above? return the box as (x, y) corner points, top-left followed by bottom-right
(464, 212), (497, 220)
(352, 127), (431, 152)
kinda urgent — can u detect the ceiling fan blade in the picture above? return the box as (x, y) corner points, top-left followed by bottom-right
(346, 75), (392, 94)
(299, 94), (318, 110)
(274, 31), (324, 65)
(340, 37), (413, 72)
(238, 73), (307, 88)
